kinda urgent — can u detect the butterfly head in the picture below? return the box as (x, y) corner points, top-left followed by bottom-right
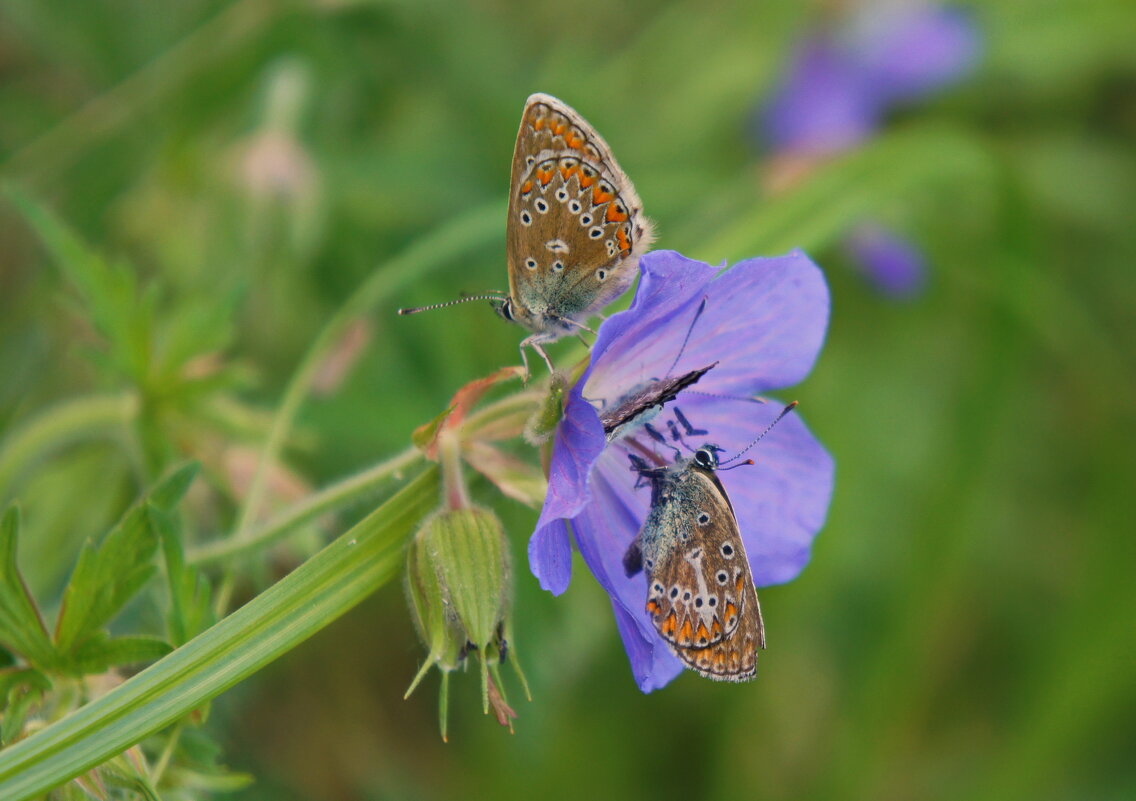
(494, 295), (523, 326)
(692, 444), (723, 472)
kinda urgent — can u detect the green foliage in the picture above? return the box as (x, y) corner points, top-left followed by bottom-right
(5, 186), (155, 385)
(52, 464), (195, 668)
(0, 507), (58, 670)
(150, 502), (214, 648)
(0, 467), (440, 800)
(0, 669), (51, 746)
(1, 0), (1134, 799)
(6, 187), (242, 394)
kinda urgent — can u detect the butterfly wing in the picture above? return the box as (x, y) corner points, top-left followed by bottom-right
(642, 463), (765, 681)
(505, 94), (654, 336)
(600, 363), (716, 440)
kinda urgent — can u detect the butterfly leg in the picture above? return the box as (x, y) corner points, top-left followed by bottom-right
(644, 423), (681, 458)
(672, 407), (709, 437)
(518, 335), (556, 383)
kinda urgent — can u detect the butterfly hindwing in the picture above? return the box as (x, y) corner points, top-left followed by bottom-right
(636, 448), (765, 682)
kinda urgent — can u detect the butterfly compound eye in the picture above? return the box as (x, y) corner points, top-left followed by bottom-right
(694, 448), (716, 470)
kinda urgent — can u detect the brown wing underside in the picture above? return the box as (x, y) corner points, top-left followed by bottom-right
(505, 95), (652, 320)
(645, 468), (765, 682)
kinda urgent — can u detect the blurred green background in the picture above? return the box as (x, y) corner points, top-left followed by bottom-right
(2, 0), (1134, 799)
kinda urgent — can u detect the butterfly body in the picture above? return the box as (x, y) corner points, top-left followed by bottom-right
(626, 445), (765, 682)
(502, 94), (654, 375)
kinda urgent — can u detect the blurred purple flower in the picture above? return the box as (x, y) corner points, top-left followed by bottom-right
(763, 38), (882, 157)
(849, 4), (981, 104)
(758, 4), (979, 298)
(762, 3), (980, 156)
(528, 250), (835, 691)
(845, 222), (928, 298)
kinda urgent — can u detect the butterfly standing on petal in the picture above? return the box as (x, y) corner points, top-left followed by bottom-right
(622, 402), (799, 681)
(498, 93), (654, 378)
(625, 444), (765, 681)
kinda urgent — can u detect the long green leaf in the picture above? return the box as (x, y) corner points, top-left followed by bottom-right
(0, 466), (439, 801)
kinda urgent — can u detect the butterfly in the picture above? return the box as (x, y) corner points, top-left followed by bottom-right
(621, 402), (798, 681)
(499, 93), (654, 377)
(401, 94), (653, 379)
(599, 363), (716, 442)
(624, 444), (765, 681)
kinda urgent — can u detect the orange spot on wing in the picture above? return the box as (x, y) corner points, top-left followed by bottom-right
(605, 204), (628, 223)
(736, 576), (746, 594)
(533, 117), (546, 131)
(520, 180), (533, 195)
(696, 622), (711, 643)
(724, 602), (738, 623)
(661, 613), (677, 637)
(579, 173), (597, 189)
(646, 599), (660, 615)
(617, 227), (631, 254)
(592, 186), (615, 205)
(565, 132), (584, 149)
(711, 620), (722, 638)
(552, 120), (567, 135)
(560, 162), (578, 181)
(537, 168), (553, 186)
(679, 619), (694, 646)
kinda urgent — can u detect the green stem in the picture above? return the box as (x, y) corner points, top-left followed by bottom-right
(0, 392), (139, 498)
(439, 434), (470, 512)
(0, 0), (276, 185)
(187, 445), (424, 565)
(231, 200), (502, 544)
(460, 390), (543, 437)
(0, 466), (439, 801)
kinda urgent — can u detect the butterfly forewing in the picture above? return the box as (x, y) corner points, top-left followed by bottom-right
(506, 94), (653, 329)
(638, 453), (765, 682)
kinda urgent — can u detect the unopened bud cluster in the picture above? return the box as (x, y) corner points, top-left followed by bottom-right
(404, 506), (526, 738)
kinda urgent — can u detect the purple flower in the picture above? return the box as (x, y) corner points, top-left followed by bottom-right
(761, 3), (981, 156)
(528, 250), (835, 691)
(848, 4), (981, 105)
(763, 38), (882, 157)
(845, 222), (928, 298)
(758, 3), (978, 299)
